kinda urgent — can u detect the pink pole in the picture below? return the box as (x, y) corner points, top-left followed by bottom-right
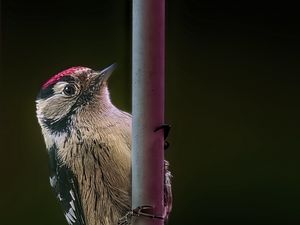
(132, 0), (165, 225)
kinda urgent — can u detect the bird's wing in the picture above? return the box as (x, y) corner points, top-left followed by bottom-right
(164, 160), (173, 223)
(48, 145), (86, 225)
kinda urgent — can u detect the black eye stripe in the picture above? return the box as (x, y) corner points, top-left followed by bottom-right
(37, 76), (77, 100)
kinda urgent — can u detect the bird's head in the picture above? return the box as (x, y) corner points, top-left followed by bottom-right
(36, 64), (116, 134)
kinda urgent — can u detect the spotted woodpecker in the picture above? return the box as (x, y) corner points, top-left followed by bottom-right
(35, 65), (172, 225)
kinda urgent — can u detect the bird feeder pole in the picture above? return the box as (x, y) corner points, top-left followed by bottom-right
(132, 0), (165, 225)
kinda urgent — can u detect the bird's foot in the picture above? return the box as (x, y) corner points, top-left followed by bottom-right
(154, 124), (171, 150)
(118, 205), (164, 225)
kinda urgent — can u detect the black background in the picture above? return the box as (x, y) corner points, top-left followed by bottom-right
(1, 1), (300, 225)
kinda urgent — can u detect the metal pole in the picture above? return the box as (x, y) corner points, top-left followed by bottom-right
(132, 0), (165, 225)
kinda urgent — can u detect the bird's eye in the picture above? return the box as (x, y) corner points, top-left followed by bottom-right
(63, 84), (77, 96)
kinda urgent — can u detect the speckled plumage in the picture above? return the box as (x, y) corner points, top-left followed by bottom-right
(36, 65), (172, 225)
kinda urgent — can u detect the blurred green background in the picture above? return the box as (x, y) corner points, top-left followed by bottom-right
(1, 1), (300, 225)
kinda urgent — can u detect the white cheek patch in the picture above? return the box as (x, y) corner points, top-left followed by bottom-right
(53, 82), (69, 94)
(41, 130), (68, 151)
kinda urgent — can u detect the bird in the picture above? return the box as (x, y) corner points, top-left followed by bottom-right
(35, 64), (172, 225)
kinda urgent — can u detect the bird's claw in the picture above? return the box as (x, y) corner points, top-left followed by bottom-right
(118, 205), (164, 225)
(154, 124), (171, 150)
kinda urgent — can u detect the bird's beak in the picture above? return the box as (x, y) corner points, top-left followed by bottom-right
(98, 63), (117, 82)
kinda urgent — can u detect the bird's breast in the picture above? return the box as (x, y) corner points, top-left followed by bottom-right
(58, 131), (131, 225)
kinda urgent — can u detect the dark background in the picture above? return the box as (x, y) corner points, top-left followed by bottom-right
(1, 1), (300, 225)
